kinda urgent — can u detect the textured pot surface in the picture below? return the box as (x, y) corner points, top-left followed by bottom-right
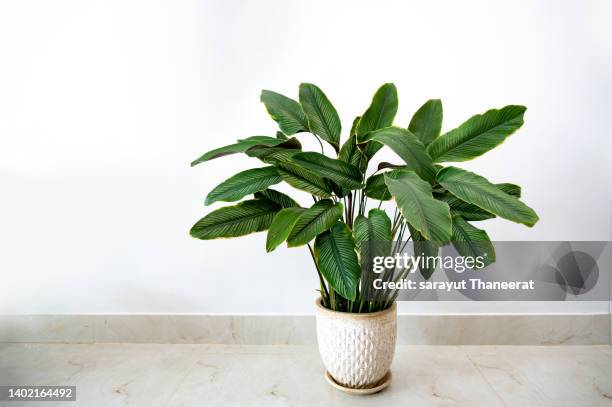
(315, 299), (397, 389)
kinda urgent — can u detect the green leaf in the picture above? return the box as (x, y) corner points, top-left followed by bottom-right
(260, 90), (309, 135)
(266, 207), (305, 252)
(247, 147), (302, 163)
(437, 192), (495, 221)
(377, 162), (405, 171)
(451, 216), (495, 267)
(364, 173), (392, 201)
(254, 188), (299, 208)
(408, 99), (443, 146)
(191, 136), (295, 166)
(314, 222), (361, 300)
(427, 105), (526, 163)
(290, 152), (363, 190)
(437, 166), (538, 227)
(275, 160), (333, 198)
(190, 199), (280, 240)
(205, 167), (282, 205)
(384, 170), (452, 242)
(365, 127), (436, 183)
(287, 199), (343, 247)
(338, 134), (365, 169)
(356, 84), (398, 163)
(355, 83), (398, 138)
(436, 182), (521, 221)
(353, 209), (392, 248)
(299, 83), (341, 152)
(497, 183), (521, 198)
(349, 116), (361, 136)
(408, 225), (440, 280)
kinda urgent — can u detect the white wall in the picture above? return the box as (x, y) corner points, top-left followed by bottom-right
(1, 0), (610, 314)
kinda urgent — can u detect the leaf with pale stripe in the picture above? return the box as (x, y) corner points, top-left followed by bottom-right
(299, 83), (341, 152)
(205, 167), (282, 205)
(274, 160), (333, 198)
(408, 225), (440, 280)
(353, 209), (392, 249)
(260, 90), (309, 135)
(427, 105), (526, 162)
(254, 188), (299, 208)
(287, 199), (343, 247)
(356, 83), (398, 139)
(437, 167), (538, 227)
(364, 173), (392, 200)
(191, 136), (296, 166)
(314, 222), (360, 300)
(338, 134), (365, 168)
(437, 182), (522, 221)
(190, 199), (280, 240)
(384, 170), (452, 242)
(266, 208), (305, 252)
(356, 84), (398, 162)
(365, 127), (436, 183)
(451, 216), (495, 267)
(290, 152), (363, 190)
(408, 99), (443, 146)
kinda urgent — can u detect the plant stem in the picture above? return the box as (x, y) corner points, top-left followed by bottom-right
(314, 135), (324, 154)
(307, 244), (329, 306)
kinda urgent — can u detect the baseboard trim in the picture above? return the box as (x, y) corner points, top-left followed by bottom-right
(0, 314), (609, 345)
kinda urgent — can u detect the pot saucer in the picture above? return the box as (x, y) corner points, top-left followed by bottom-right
(324, 371), (392, 395)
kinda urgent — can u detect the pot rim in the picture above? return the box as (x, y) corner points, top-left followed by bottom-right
(315, 297), (396, 319)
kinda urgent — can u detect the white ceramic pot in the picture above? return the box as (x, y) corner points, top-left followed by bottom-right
(314, 298), (397, 390)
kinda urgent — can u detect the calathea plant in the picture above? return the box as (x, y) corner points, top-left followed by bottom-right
(190, 83), (539, 312)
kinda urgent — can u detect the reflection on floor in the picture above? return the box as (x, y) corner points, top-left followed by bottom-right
(0, 344), (610, 406)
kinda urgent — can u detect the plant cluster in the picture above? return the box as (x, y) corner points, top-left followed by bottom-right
(190, 83), (538, 312)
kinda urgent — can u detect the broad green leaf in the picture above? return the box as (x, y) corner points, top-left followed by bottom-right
(260, 90), (309, 135)
(205, 167), (282, 205)
(191, 136), (296, 166)
(356, 84), (398, 163)
(287, 199), (343, 247)
(247, 147), (302, 163)
(436, 182), (522, 221)
(408, 99), (443, 146)
(365, 127), (436, 183)
(437, 166), (538, 227)
(314, 222), (360, 300)
(427, 105), (526, 163)
(353, 209), (392, 249)
(290, 152), (363, 190)
(437, 192), (495, 221)
(408, 225), (440, 280)
(254, 188), (299, 208)
(356, 83), (398, 139)
(338, 134), (365, 169)
(266, 208), (305, 252)
(451, 216), (495, 267)
(349, 116), (361, 136)
(384, 170), (452, 242)
(190, 199), (280, 240)
(364, 173), (392, 200)
(299, 83), (341, 152)
(275, 160), (333, 198)
(276, 131), (288, 140)
(497, 183), (521, 198)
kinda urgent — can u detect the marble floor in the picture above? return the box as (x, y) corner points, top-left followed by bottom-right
(0, 343), (610, 406)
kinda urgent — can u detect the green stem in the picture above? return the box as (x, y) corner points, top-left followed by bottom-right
(308, 244), (329, 306)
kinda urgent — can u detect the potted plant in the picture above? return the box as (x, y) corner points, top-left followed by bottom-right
(190, 83), (538, 393)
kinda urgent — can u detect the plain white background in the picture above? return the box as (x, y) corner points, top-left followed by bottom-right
(0, 0), (610, 314)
